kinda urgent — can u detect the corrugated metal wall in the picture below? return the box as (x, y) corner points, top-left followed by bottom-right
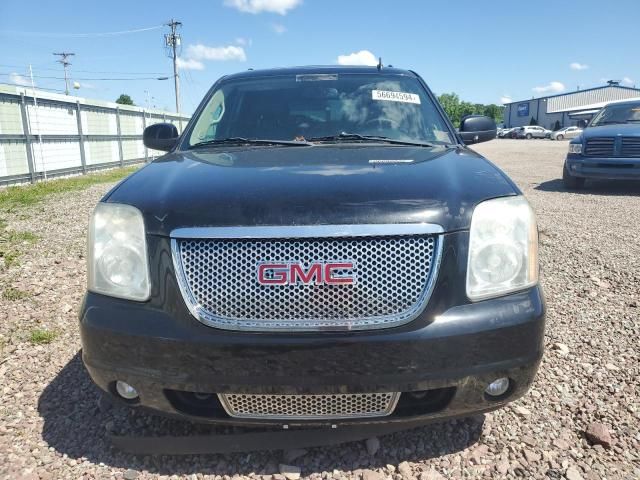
(546, 87), (640, 113)
(0, 86), (190, 185)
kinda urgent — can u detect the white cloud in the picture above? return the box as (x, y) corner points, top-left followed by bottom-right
(224, 0), (302, 15)
(500, 96), (512, 105)
(570, 62), (589, 71)
(622, 76), (634, 86)
(532, 81), (565, 94)
(9, 72), (31, 86)
(234, 37), (252, 46)
(337, 50), (378, 66)
(185, 43), (247, 62)
(271, 23), (287, 34)
(176, 57), (205, 70)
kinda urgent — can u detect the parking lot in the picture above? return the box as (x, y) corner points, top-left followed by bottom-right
(0, 139), (638, 479)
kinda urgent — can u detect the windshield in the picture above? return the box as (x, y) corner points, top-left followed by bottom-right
(186, 73), (454, 147)
(589, 103), (640, 127)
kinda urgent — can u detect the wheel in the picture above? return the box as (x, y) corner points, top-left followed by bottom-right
(526, 133), (532, 139)
(563, 164), (585, 189)
(556, 134), (564, 141)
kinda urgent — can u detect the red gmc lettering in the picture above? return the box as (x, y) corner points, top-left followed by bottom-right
(258, 262), (355, 285)
(290, 263), (322, 285)
(324, 263), (355, 284)
(257, 263), (288, 284)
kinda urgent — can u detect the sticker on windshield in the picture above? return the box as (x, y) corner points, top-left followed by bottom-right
(372, 90), (421, 104)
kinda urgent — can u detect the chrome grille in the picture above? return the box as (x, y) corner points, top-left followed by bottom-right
(584, 137), (615, 157)
(219, 392), (399, 420)
(621, 137), (640, 157)
(172, 228), (440, 331)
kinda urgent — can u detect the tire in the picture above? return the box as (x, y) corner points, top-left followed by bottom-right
(563, 164), (586, 189)
(556, 134), (564, 141)
(526, 133), (532, 139)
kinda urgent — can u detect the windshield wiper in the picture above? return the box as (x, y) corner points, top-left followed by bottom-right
(189, 137), (312, 149)
(307, 132), (439, 148)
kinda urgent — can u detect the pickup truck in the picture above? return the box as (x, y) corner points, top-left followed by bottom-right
(564, 100), (640, 188)
(80, 66), (544, 431)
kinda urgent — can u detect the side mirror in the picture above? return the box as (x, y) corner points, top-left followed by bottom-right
(143, 123), (179, 152)
(458, 115), (497, 145)
(577, 119), (588, 129)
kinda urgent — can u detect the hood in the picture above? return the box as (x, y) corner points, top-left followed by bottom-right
(106, 145), (518, 236)
(581, 123), (640, 139)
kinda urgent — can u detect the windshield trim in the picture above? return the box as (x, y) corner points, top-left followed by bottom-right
(177, 70), (459, 152)
(589, 102), (640, 127)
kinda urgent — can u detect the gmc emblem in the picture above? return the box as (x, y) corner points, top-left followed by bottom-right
(257, 261), (355, 286)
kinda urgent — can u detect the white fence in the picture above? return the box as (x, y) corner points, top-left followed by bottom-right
(0, 84), (190, 186)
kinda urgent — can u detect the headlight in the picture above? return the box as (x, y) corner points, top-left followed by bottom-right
(87, 203), (150, 301)
(466, 196), (538, 301)
(568, 143), (582, 154)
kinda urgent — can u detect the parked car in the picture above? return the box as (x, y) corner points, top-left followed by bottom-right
(80, 66), (544, 433)
(517, 125), (551, 139)
(504, 127), (522, 139)
(498, 127), (515, 138)
(551, 126), (582, 141)
(563, 100), (640, 188)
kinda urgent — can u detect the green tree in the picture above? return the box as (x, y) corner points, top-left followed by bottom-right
(437, 93), (462, 125)
(438, 93), (505, 126)
(529, 116), (538, 126)
(483, 104), (504, 123)
(115, 94), (134, 106)
(553, 120), (561, 131)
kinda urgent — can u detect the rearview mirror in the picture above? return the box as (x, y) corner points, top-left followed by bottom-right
(577, 119), (589, 129)
(143, 123), (179, 152)
(459, 115), (497, 145)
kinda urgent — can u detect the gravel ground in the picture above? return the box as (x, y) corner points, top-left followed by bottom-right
(1, 139), (639, 479)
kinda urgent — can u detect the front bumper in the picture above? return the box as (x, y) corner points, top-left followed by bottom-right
(566, 154), (640, 179)
(80, 285), (545, 427)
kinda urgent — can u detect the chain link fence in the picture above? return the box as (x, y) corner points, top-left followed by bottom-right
(0, 84), (190, 186)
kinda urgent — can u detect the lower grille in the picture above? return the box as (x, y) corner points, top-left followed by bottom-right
(219, 392), (399, 420)
(584, 137), (615, 157)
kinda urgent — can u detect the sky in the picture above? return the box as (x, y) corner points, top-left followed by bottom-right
(1, 0), (639, 115)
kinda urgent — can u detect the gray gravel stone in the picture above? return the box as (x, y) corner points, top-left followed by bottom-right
(123, 469), (139, 480)
(565, 467), (584, 480)
(365, 437), (380, 456)
(279, 465), (301, 480)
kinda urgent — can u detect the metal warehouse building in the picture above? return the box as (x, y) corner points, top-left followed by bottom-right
(503, 84), (640, 129)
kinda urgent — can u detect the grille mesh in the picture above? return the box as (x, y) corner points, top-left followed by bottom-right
(175, 235), (437, 331)
(219, 392), (399, 419)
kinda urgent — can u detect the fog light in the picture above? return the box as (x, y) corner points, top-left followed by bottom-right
(485, 377), (510, 397)
(115, 380), (139, 400)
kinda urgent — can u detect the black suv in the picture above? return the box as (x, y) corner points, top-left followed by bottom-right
(564, 100), (640, 188)
(80, 66), (544, 430)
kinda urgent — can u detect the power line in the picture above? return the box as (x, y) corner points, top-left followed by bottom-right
(53, 52), (74, 95)
(0, 25), (163, 38)
(0, 81), (65, 93)
(0, 72), (169, 81)
(0, 64), (169, 75)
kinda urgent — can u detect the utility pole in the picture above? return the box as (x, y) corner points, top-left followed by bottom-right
(164, 19), (182, 118)
(53, 52), (75, 95)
